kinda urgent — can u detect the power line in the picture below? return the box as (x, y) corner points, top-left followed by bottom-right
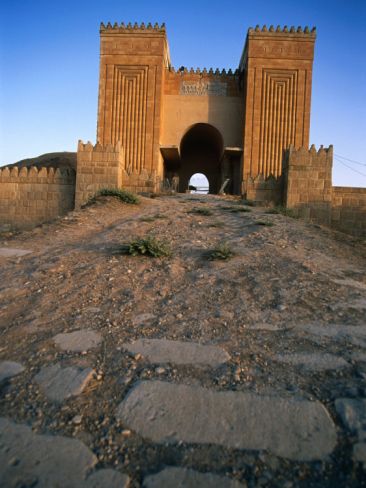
(334, 157), (366, 178)
(334, 153), (366, 167)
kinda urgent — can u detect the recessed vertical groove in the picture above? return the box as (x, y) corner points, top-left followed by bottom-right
(259, 69), (299, 178)
(268, 76), (276, 177)
(110, 65), (148, 173)
(258, 70), (266, 173)
(132, 74), (137, 171)
(278, 83), (285, 177)
(141, 68), (148, 170)
(283, 80), (289, 153)
(127, 79), (133, 169)
(273, 83), (279, 176)
(261, 71), (270, 174)
(293, 71), (298, 144)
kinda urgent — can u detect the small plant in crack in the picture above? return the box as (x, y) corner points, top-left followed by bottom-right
(207, 242), (234, 260)
(119, 236), (172, 257)
(188, 207), (213, 216)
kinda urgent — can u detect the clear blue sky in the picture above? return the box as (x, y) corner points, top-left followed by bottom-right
(1, 0), (365, 186)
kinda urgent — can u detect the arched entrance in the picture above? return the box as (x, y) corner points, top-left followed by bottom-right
(161, 123), (226, 194)
(188, 173), (209, 194)
(179, 123), (224, 193)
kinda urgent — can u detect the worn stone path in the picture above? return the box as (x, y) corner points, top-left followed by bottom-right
(0, 361), (25, 383)
(54, 329), (102, 352)
(143, 467), (245, 487)
(0, 417), (129, 488)
(0, 247), (32, 258)
(34, 364), (95, 403)
(116, 380), (337, 461)
(0, 194), (365, 486)
(122, 338), (230, 367)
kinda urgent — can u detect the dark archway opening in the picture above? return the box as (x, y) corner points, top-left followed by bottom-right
(162, 124), (226, 194)
(179, 123), (224, 193)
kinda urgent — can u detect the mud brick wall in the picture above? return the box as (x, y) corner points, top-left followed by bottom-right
(245, 174), (283, 204)
(331, 187), (366, 237)
(241, 26), (316, 184)
(0, 166), (75, 229)
(75, 141), (125, 208)
(284, 145), (333, 224)
(121, 169), (157, 194)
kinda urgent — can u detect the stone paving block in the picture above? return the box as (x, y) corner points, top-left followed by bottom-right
(116, 380), (337, 461)
(0, 361), (25, 382)
(353, 442), (366, 465)
(122, 339), (230, 367)
(274, 353), (350, 371)
(0, 417), (129, 488)
(87, 468), (130, 487)
(53, 330), (102, 352)
(143, 466), (244, 487)
(335, 398), (366, 439)
(34, 364), (94, 403)
(294, 323), (366, 343)
(0, 248), (32, 258)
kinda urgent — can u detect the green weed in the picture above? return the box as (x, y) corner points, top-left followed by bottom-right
(188, 207), (213, 216)
(97, 188), (139, 204)
(207, 242), (234, 260)
(120, 236), (171, 257)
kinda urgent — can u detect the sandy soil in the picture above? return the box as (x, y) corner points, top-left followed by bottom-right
(0, 194), (365, 487)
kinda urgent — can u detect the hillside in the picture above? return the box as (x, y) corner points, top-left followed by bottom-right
(0, 194), (365, 487)
(3, 151), (76, 170)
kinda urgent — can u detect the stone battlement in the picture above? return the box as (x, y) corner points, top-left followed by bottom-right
(77, 140), (122, 154)
(168, 67), (239, 76)
(286, 145), (333, 166)
(100, 22), (166, 33)
(0, 166), (76, 230)
(248, 25), (316, 36)
(0, 165), (75, 183)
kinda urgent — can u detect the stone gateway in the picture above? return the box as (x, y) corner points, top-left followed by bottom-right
(0, 22), (365, 236)
(76, 23), (316, 201)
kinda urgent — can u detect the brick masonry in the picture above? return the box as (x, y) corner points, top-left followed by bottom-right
(0, 166), (75, 230)
(284, 146), (366, 237)
(0, 23), (364, 235)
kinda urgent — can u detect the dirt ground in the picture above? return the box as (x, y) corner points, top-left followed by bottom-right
(0, 194), (366, 487)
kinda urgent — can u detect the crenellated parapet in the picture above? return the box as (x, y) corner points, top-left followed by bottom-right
(0, 165), (75, 183)
(248, 25), (316, 37)
(100, 22), (166, 33)
(77, 140), (122, 154)
(286, 145), (333, 166)
(245, 174), (283, 204)
(284, 145), (333, 223)
(169, 67), (239, 76)
(0, 165), (76, 229)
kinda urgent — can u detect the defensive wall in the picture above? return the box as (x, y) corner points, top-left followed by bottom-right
(75, 141), (157, 208)
(284, 146), (366, 237)
(0, 166), (75, 229)
(0, 22), (364, 237)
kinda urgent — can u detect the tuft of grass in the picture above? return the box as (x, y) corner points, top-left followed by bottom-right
(265, 206), (299, 218)
(97, 188), (139, 204)
(240, 199), (256, 207)
(139, 213), (168, 222)
(120, 236), (171, 257)
(207, 221), (225, 228)
(255, 220), (274, 227)
(229, 207), (251, 213)
(219, 205), (251, 213)
(139, 216), (156, 222)
(207, 242), (234, 260)
(188, 207), (213, 216)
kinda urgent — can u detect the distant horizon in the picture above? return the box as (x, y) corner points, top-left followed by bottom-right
(1, 0), (365, 187)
